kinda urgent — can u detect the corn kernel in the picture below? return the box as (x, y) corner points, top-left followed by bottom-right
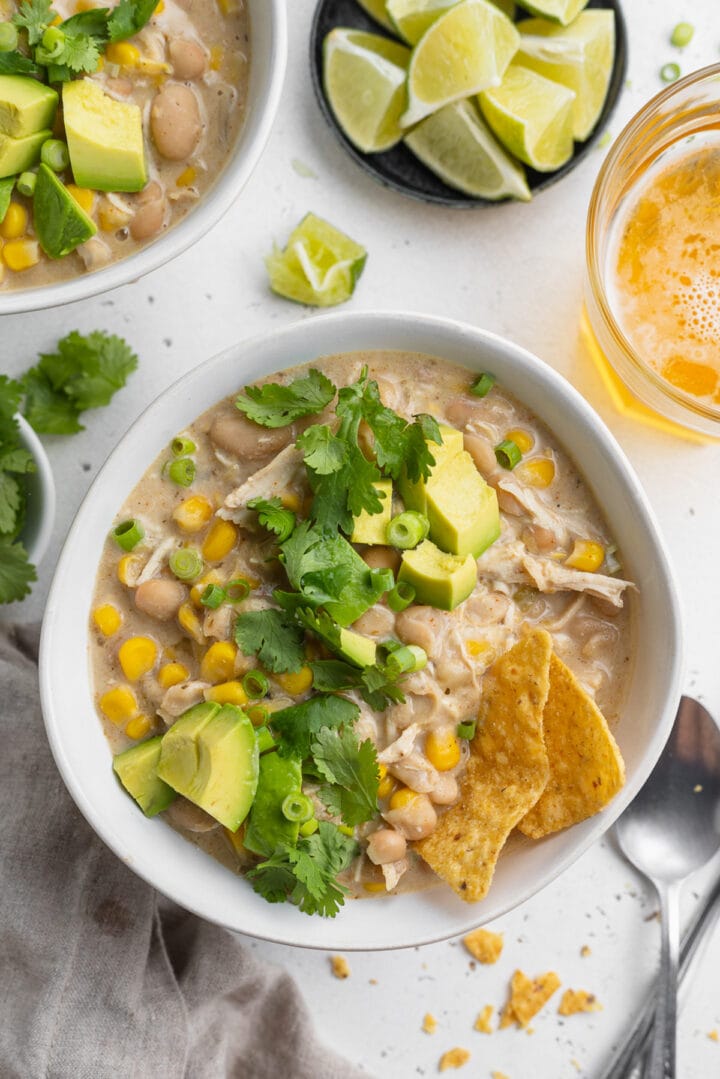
(0, 203), (28, 240)
(217, 0), (237, 13)
(505, 428), (535, 454)
(75, 0), (102, 10)
(389, 787), (418, 811)
(426, 729), (462, 771)
(125, 714), (152, 741)
(118, 636), (158, 681)
(190, 570), (222, 607)
(178, 602), (205, 644)
(274, 666), (313, 696)
(200, 641), (237, 683)
(282, 492), (302, 513)
(206, 680), (248, 706)
(363, 881), (387, 893)
(517, 456), (556, 489)
(98, 201), (132, 231)
(565, 540), (605, 573)
(2, 239), (39, 271)
(158, 662), (189, 689)
(209, 45), (224, 70)
(176, 166), (197, 188)
(93, 603), (122, 637)
(202, 519), (238, 562)
(377, 773), (396, 800)
(106, 41), (141, 67)
(117, 554), (141, 586)
(156, 0), (165, 11)
(465, 639), (489, 657)
(173, 496), (213, 533)
(66, 184), (95, 215)
(99, 686), (137, 725)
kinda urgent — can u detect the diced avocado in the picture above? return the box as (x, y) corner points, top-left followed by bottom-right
(398, 423), (464, 513)
(398, 539), (477, 610)
(63, 78), (147, 192)
(0, 176), (13, 223)
(113, 735), (177, 817)
(34, 164), (97, 259)
(157, 702), (259, 831)
(0, 76), (58, 138)
(244, 752), (303, 857)
(0, 128), (50, 179)
(339, 626), (377, 668)
(424, 451), (501, 557)
(351, 479), (393, 545)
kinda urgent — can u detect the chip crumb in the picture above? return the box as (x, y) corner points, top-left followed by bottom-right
(571, 1059), (582, 1072)
(463, 928), (504, 964)
(423, 1013), (438, 1034)
(369, 978), (378, 985)
(330, 955), (350, 979)
(474, 1005), (494, 1033)
(580, 945), (592, 958)
(439, 1047), (470, 1071)
(501, 970), (561, 1028)
(708, 1029), (719, 1042)
(559, 989), (602, 1016)
(491, 1072), (510, 1079)
(525, 1026), (534, 1035)
(694, 784), (703, 792)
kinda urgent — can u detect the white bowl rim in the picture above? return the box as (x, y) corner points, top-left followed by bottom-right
(16, 413), (56, 568)
(39, 310), (684, 950)
(0, 0), (288, 316)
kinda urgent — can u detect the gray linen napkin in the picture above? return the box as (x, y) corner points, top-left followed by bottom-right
(0, 623), (365, 1079)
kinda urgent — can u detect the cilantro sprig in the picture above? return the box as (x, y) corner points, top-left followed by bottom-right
(0, 377), (36, 604)
(312, 727), (380, 827)
(246, 496), (296, 543)
(233, 608), (305, 674)
(248, 821), (357, 918)
(270, 694), (359, 760)
(235, 368), (335, 429)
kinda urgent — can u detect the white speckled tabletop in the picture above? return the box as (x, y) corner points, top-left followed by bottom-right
(3, 2), (720, 1076)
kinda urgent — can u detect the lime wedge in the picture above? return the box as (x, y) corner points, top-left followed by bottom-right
(517, 11), (615, 139)
(404, 99), (531, 200)
(266, 214), (367, 307)
(479, 63), (575, 171)
(387, 0), (458, 45)
(515, 0), (588, 26)
(356, 0), (396, 32)
(324, 28), (411, 153)
(401, 0), (519, 128)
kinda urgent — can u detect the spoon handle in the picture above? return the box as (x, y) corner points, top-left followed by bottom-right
(648, 880), (680, 1078)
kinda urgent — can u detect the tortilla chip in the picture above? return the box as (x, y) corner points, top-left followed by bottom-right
(416, 630), (552, 902)
(463, 928), (503, 964)
(519, 654), (625, 839)
(558, 989), (602, 1016)
(501, 970), (561, 1028)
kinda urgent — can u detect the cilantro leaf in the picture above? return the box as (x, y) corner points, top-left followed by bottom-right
(0, 376), (23, 435)
(312, 727), (380, 827)
(235, 369), (336, 429)
(0, 473), (23, 536)
(0, 541), (37, 604)
(246, 496), (296, 542)
(0, 448), (34, 475)
(295, 425), (346, 475)
(108, 0), (159, 42)
(307, 658), (361, 693)
(270, 694), (359, 759)
(248, 822), (357, 917)
(308, 656), (407, 712)
(0, 51), (42, 75)
(234, 608), (305, 674)
(22, 368), (82, 435)
(51, 29), (102, 74)
(13, 0), (55, 45)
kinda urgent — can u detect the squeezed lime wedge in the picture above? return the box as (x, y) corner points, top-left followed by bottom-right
(479, 63), (576, 172)
(266, 214), (367, 307)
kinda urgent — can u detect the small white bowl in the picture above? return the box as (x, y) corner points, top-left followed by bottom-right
(0, 0), (287, 315)
(16, 414), (56, 568)
(40, 312), (683, 951)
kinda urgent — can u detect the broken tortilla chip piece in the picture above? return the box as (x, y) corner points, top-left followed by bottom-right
(416, 630), (552, 902)
(519, 654), (625, 839)
(501, 970), (561, 1028)
(463, 927), (503, 964)
(558, 989), (602, 1016)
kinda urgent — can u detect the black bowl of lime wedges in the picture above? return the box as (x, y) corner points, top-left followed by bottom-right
(310, 0), (627, 206)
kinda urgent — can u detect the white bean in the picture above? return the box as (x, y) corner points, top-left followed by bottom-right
(429, 774), (459, 805)
(361, 546), (401, 574)
(384, 793), (437, 840)
(151, 83), (201, 161)
(164, 798), (218, 833)
(366, 828), (407, 865)
(168, 38), (207, 80)
(130, 197), (166, 240)
(463, 432), (498, 478)
(134, 578), (186, 621)
(209, 412), (294, 460)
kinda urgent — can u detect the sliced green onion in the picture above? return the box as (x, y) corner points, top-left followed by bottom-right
(167, 457), (196, 487)
(386, 643), (427, 675)
(169, 547), (203, 581)
(299, 817), (319, 837)
(281, 792), (314, 823)
(171, 435), (196, 457)
(382, 638), (403, 654)
(338, 824), (355, 837)
(226, 577), (251, 602)
(386, 511), (430, 549)
(495, 438), (522, 470)
(40, 139), (70, 173)
(255, 725), (275, 754)
(247, 703), (269, 727)
(0, 23), (19, 52)
(671, 22), (694, 47)
(243, 669), (269, 699)
(457, 719), (477, 740)
(471, 372), (495, 398)
(112, 518), (144, 551)
(200, 583), (225, 609)
(387, 581), (416, 612)
(369, 566), (394, 593)
(16, 171), (37, 198)
(36, 26), (65, 63)
(661, 62), (681, 83)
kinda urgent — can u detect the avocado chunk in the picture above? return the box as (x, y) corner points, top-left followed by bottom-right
(157, 702), (259, 831)
(34, 164), (97, 258)
(351, 479), (393, 545)
(339, 626), (377, 667)
(113, 736), (177, 817)
(244, 752), (303, 857)
(0, 177), (13, 223)
(0, 76), (58, 138)
(398, 423), (464, 513)
(63, 78), (147, 192)
(398, 539), (477, 610)
(0, 128), (51, 179)
(425, 451), (500, 557)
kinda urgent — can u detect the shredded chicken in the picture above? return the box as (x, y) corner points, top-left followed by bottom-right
(202, 604), (234, 640)
(495, 477), (577, 546)
(219, 445), (304, 522)
(523, 554), (633, 609)
(136, 538), (176, 585)
(377, 724), (440, 793)
(382, 857), (409, 891)
(158, 680), (210, 724)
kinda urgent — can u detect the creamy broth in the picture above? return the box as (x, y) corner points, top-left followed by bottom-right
(89, 352), (634, 901)
(0, 0), (249, 289)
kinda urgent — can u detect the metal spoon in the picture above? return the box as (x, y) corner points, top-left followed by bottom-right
(615, 696), (720, 1078)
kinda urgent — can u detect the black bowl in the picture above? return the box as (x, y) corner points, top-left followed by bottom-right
(310, 0), (628, 206)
